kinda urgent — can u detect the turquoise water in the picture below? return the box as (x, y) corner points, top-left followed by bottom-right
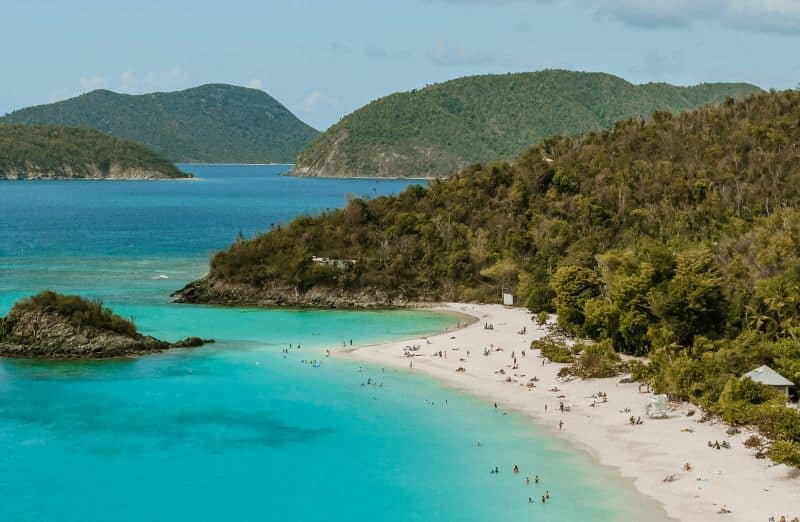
(0, 165), (667, 521)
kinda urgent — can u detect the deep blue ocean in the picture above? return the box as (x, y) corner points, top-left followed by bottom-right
(0, 165), (667, 521)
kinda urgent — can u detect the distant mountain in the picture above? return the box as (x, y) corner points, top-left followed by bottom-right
(0, 124), (189, 179)
(1, 84), (319, 163)
(291, 70), (761, 178)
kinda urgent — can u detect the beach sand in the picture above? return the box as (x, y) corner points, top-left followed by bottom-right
(339, 303), (799, 522)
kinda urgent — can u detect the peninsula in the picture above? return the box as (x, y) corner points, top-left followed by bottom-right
(0, 291), (212, 358)
(175, 89), (800, 475)
(0, 124), (189, 180)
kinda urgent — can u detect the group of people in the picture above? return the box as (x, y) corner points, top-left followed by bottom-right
(488, 464), (551, 505)
(707, 440), (731, 449)
(769, 516), (800, 522)
(360, 377), (383, 389)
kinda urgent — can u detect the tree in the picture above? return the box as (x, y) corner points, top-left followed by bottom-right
(653, 249), (728, 346)
(551, 266), (601, 333)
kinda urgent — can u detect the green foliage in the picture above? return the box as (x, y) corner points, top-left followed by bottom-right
(531, 337), (574, 363)
(569, 340), (622, 378)
(652, 249), (728, 346)
(551, 266), (601, 333)
(1, 84), (318, 163)
(14, 290), (136, 336)
(766, 440), (800, 467)
(295, 70), (760, 178)
(716, 377), (779, 425)
(0, 124), (187, 179)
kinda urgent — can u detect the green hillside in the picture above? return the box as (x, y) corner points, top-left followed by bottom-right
(183, 89), (800, 465)
(292, 70), (760, 178)
(1, 84), (319, 163)
(0, 124), (188, 179)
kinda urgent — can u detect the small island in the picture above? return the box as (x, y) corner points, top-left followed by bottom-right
(0, 291), (212, 358)
(0, 124), (190, 180)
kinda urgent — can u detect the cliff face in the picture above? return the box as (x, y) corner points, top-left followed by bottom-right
(171, 276), (432, 309)
(0, 306), (211, 359)
(0, 163), (179, 180)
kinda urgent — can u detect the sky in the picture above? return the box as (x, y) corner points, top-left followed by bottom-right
(1, 0), (799, 130)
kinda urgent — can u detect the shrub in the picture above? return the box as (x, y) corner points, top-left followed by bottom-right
(569, 340), (621, 378)
(531, 337), (574, 363)
(766, 440), (800, 467)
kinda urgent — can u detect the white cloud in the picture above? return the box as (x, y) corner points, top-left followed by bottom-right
(118, 67), (187, 94)
(79, 75), (107, 91)
(430, 0), (800, 34)
(301, 90), (336, 113)
(589, 0), (800, 33)
(245, 79), (264, 90)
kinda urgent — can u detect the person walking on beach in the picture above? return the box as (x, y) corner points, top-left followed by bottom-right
(559, 420), (563, 430)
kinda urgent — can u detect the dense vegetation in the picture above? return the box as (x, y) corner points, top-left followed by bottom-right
(293, 70), (760, 178)
(14, 291), (136, 336)
(207, 89), (800, 465)
(1, 84), (319, 163)
(0, 124), (188, 179)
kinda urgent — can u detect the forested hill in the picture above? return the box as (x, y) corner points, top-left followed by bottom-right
(179, 88), (800, 310)
(0, 124), (189, 179)
(178, 89), (800, 466)
(291, 70), (760, 178)
(0, 84), (319, 163)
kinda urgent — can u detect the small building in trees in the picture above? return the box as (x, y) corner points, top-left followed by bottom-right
(742, 365), (793, 399)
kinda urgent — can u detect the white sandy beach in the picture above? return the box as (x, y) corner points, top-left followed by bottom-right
(339, 303), (799, 522)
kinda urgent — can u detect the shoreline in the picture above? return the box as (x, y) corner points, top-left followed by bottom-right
(338, 303), (799, 522)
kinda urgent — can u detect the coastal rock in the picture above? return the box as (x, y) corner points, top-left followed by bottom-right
(1, 163), (178, 180)
(0, 292), (213, 359)
(171, 276), (433, 309)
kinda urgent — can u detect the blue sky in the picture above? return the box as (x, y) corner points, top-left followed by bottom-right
(1, 0), (799, 130)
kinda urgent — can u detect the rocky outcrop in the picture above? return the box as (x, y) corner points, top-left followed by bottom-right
(0, 306), (213, 359)
(171, 276), (433, 309)
(1, 163), (180, 180)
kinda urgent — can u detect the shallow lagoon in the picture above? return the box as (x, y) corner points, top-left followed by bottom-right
(0, 165), (668, 521)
